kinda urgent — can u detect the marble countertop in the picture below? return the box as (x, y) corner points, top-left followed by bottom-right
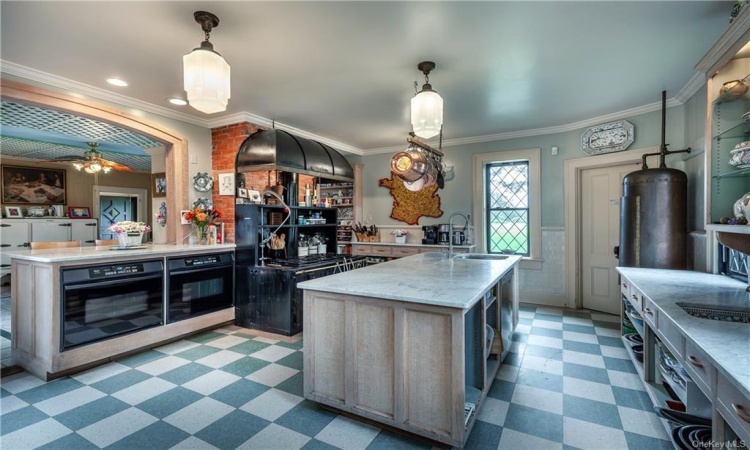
(5, 243), (236, 264)
(298, 252), (521, 309)
(617, 267), (750, 398)
(352, 242), (475, 248)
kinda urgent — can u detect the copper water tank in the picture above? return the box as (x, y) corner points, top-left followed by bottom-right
(619, 168), (687, 269)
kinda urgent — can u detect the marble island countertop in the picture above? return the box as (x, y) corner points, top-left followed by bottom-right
(298, 252), (521, 309)
(352, 241), (476, 248)
(617, 267), (750, 398)
(5, 243), (236, 263)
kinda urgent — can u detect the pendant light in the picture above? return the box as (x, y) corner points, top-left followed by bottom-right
(183, 11), (231, 114)
(410, 61), (443, 139)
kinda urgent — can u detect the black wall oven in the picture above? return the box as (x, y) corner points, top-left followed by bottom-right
(166, 252), (234, 323)
(61, 259), (164, 351)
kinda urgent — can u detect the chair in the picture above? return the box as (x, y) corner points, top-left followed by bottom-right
(29, 240), (81, 250)
(95, 239), (119, 246)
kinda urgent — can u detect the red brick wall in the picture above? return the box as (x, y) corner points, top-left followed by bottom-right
(210, 123), (317, 243)
(211, 122), (259, 243)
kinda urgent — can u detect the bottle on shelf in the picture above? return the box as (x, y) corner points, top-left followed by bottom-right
(305, 184), (312, 207)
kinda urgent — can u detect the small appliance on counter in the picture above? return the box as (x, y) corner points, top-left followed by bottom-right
(437, 224), (450, 244)
(422, 225), (437, 244)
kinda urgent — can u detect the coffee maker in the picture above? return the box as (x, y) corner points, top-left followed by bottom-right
(437, 224), (451, 245)
(422, 225), (437, 245)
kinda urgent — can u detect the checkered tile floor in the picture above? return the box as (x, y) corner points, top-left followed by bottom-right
(0, 305), (672, 449)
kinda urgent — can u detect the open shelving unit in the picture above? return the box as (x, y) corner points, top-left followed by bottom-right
(318, 183), (355, 254)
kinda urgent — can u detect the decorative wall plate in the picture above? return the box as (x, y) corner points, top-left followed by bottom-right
(581, 120), (635, 155)
(193, 172), (213, 192)
(192, 197), (213, 210)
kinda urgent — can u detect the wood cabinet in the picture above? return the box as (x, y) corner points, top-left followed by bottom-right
(618, 269), (750, 446)
(303, 269), (514, 448)
(0, 218), (98, 276)
(351, 243), (474, 260)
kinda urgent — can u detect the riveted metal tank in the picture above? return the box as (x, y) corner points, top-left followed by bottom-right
(619, 167), (687, 269)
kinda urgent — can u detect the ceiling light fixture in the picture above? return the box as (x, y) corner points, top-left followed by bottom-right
(73, 143), (112, 174)
(106, 78), (128, 87)
(183, 11), (231, 114)
(411, 61), (443, 139)
(169, 98), (188, 106)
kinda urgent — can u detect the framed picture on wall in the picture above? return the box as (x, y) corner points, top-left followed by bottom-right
(1, 164), (66, 205)
(68, 206), (91, 218)
(152, 172), (166, 198)
(218, 173), (235, 196)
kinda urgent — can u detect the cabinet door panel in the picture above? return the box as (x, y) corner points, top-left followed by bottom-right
(71, 220), (98, 246)
(30, 220), (70, 242)
(353, 302), (395, 419)
(0, 220), (30, 271)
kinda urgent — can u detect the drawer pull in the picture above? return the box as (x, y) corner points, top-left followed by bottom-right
(732, 403), (750, 423)
(688, 355), (703, 368)
(631, 294), (637, 299)
(622, 283), (626, 287)
(644, 307), (653, 315)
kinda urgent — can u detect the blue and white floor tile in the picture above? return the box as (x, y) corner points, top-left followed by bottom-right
(1, 305), (673, 449)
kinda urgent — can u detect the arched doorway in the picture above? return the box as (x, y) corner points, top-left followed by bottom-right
(1, 79), (190, 243)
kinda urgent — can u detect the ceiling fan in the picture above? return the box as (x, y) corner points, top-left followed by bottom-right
(39, 142), (134, 173)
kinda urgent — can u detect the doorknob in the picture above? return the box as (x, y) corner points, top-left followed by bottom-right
(613, 245), (619, 259)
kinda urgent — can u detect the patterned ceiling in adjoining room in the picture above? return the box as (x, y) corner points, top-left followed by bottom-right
(0, 101), (161, 173)
(0, 137), (153, 173)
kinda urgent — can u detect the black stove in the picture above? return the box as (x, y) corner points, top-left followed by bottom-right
(262, 253), (360, 270)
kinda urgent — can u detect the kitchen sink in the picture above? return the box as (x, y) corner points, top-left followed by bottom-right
(454, 253), (509, 260)
(676, 302), (750, 323)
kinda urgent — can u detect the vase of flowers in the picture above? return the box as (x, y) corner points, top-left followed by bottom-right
(107, 221), (151, 247)
(392, 229), (408, 244)
(183, 206), (222, 245)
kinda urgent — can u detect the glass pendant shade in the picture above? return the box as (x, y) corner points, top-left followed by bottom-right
(183, 45), (231, 114)
(411, 88), (443, 139)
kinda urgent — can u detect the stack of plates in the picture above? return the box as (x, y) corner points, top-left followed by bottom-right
(623, 333), (643, 345)
(670, 425), (712, 450)
(654, 407), (711, 427)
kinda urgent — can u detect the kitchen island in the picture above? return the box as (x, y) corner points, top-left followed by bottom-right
(298, 252), (521, 448)
(6, 244), (235, 380)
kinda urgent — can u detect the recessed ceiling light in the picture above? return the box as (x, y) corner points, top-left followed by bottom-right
(168, 98), (188, 106)
(106, 78), (128, 87)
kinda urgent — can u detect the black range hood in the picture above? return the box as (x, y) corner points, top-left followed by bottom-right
(235, 129), (354, 182)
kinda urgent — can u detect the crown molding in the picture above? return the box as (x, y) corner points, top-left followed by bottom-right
(694, 6), (750, 76)
(206, 113), (364, 156)
(1, 61), (365, 156)
(363, 97), (685, 155)
(675, 72), (707, 104)
(1, 60), (696, 159)
(1, 61), (208, 127)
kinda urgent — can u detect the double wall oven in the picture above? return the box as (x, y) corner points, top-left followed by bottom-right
(60, 251), (234, 351)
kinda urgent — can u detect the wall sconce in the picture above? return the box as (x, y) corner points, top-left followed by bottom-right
(183, 11), (231, 114)
(411, 61), (443, 139)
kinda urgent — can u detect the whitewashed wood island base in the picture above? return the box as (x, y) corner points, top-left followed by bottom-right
(299, 252), (520, 448)
(6, 244), (236, 380)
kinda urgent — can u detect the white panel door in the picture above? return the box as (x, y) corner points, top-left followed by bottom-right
(580, 165), (631, 314)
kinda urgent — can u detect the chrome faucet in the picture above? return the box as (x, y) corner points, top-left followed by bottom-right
(448, 212), (469, 259)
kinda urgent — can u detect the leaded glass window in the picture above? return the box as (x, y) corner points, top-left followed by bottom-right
(485, 161), (529, 256)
